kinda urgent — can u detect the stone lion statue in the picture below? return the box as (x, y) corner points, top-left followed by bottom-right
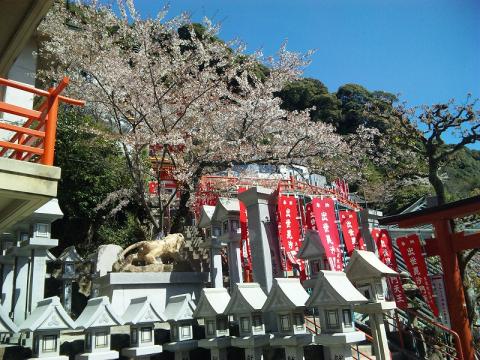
(113, 233), (185, 272)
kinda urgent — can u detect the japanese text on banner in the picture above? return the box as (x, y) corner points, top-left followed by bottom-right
(397, 234), (439, 316)
(278, 195), (303, 271)
(372, 228), (408, 309)
(339, 210), (366, 255)
(312, 198), (343, 271)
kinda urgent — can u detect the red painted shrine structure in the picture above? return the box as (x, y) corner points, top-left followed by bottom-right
(380, 195), (480, 360)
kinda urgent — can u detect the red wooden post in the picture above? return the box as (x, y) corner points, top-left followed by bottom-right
(433, 219), (473, 360)
(41, 89), (59, 166)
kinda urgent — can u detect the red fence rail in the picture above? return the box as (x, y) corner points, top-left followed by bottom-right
(0, 77), (85, 165)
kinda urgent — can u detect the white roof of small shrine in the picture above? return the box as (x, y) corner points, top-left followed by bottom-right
(31, 199), (64, 223)
(297, 229), (325, 260)
(193, 288), (230, 318)
(345, 250), (398, 282)
(20, 296), (75, 332)
(262, 278), (309, 312)
(224, 283), (267, 314)
(212, 198), (240, 222)
(198, 205), (216, 228)
(306, 271), (368, 307)
(122, 297), (165, 325)
(0, 306), (18, 333)
(75, 296), (123, 329)
(164, 293), (196, 322)
(58, 246), (83, 262)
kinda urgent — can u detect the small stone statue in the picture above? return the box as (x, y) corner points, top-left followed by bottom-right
(113, 233), (185, 272)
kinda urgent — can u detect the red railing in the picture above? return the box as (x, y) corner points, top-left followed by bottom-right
(197, 175), (360, 210)
(386, 309), (464, 360)
(0, 77), (85, 165)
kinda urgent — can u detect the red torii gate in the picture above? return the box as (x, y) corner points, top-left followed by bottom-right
(379, 195), (480, 360)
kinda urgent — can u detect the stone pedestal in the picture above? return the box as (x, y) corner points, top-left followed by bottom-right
(9, 237), (58, 324)
(313, 331), (365, 360)
(269, 334), (312, 360)
(121, 345), (162, 359)
(163, 339), (198, 360)
(226, 237), (242, 288)
(231, 335), (270, 360)
(75, 350), (119, 360)
(238, 187), (280, 293)
(355, 302), (395, 360)
(201, 238), (224, 288)
(94, 272), (208, 315)
(0, 255), (14, 314)
(198, 337), (231, 360)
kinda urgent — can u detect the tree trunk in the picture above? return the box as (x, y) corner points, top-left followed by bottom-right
(170, 190), (191, 234)
(427, 159), (446, 205)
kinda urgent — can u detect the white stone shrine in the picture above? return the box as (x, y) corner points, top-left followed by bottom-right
(19, 296), (75, 360)
(121, 296), (164, 359)
(224, 283), (269, 360)
(345, 250), (400, 360)
(163, 293), (198, 360)
(74, 296), (124, 360)
(194, 288), (231, 360)
(263, 278), (312, 360)
(305, 271), (368, 360)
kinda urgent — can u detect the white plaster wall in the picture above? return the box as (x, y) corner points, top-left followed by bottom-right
(1, 38), (37, 140)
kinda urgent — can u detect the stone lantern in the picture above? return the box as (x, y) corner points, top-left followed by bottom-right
(297, 229), (329, 289)
(262, 278), (312, 360)
(57, 246), (83, 315)
(305, 271), (368, 360)
(224, 283), (268, 360)
(19, 296), (75, 360)
(5, 199), (63, 326)
(163, 293), (198, 360)
(345, 250), (400, 360)
(121, 296), (164, 359)
(193, 288), (231, 360)
(74, 296), (124, 360)
(212, 198), (243, 289)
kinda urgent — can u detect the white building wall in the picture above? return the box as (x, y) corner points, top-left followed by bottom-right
(1, 38), (37, 139)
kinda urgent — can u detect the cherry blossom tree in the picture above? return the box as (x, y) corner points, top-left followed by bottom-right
(39, 1), (367, 236)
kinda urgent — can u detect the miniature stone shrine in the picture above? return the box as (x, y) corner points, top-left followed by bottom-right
(57, 246), (83, 314)
(297, 229), (330, 289)
(19, 296), (75, 360)
(345, 250), (400, 360)
(224, 283), (269, 360)
(193, 288), (231, 360)
(163, 293), (198, 360)
(262, 278), (312, 360)
(121, 296), (165, 359)
(305, 271), (368, 360)
(74, 296), (124, 360)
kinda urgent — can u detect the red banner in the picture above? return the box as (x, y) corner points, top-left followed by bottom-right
(312, 198), (343, 271)
(305, 202), (317, 230)
(339, 210), (366, 255)
(397, 234), (439, 316)
(238, 188), (252, 276)
(278, 195), (303, 271)
(371, 228), (408, 309)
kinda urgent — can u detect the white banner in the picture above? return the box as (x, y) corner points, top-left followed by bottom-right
(430, 274), (451, 328)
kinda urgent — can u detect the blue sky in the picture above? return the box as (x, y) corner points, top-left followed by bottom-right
(117, 0), (480, 147)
